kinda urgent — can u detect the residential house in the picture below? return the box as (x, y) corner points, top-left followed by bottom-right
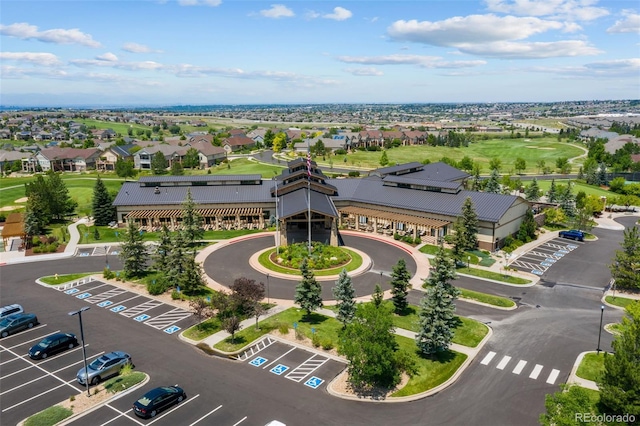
(36, 147), (101, 172)
(186, 140), (226, 167)
(96, 144), (135, 171)
(92, 129), (117, 140)
(222, 135), (256, 153)
(134, 145), (187, 170)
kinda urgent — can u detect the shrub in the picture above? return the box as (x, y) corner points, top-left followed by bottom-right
(147, 279), (167, 295)
(312, 333), (321, 347)
(348, 171), (360, 177)
(393, 233), (401, 240)
(103, 268), (115, 279)
(278, 322), (290, 334)
(171, 290), (185, 300)
(334, 149), (347, 155)
(322, 340), (334, 351)
(413, 237), (421, 245)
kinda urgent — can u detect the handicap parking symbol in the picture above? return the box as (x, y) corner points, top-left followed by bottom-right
(545, 258), (556, 264)
(558, 249), (569, 254)
(567, 244), (577, 250)
(249, 357), (267, 367)
(541, 262), (553, 267)
(76, 292), (91, 299)
(110, 305), (126, 313)
(134, 314), (150, 322)
(553, 252), (565, 257)
(97, 301), (113, 308)
(163, 325), (180, 334)
(65, 288), (79, 295)
(270, 364), (289, 375)
(79, 252), (89, 257)
(531, 270), (544, 275)
(304, 376), (324, 389)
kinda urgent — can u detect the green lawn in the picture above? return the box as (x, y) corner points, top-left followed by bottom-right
(456, 267), (531, 285)
(605, 296), (640, 309)
(40, 273), (93, 285)
(258, 247), (363, 276)
(576, 353), (605, 382)
(183, 318), (223, 341)
(419, 245), (495, 268)
(458, 288), (517, 308)
(323, 137), (584, 174)
(210, 158), (286, 177)
(391, 336), (467, 397)
(536, 179), (612, 198)
(24, 406), (73, 426)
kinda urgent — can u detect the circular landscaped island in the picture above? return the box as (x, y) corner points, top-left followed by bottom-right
(258, 242), (363, 276)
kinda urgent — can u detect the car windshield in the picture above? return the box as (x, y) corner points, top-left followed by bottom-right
(89, 357), (108, 370)
(136, 396), (152, 407)
(0, 318), (11, 327)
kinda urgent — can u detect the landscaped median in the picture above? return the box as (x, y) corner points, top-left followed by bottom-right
(20, 370), (148, 426)
(457, 288), (517, 310)
(603, 295), (640, 310)
(192, 305), (490, 401)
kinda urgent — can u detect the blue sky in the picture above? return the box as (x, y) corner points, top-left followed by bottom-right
(1, 1), (638, 106)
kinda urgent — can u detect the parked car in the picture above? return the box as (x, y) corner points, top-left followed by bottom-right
(0, 313), (38, 338)
(133, 385), (186, 418)
(28, 332), (78, 359)
(77, 351), (133, 385)
(559, 229), (585, 241)
(0, 304), (24, 319)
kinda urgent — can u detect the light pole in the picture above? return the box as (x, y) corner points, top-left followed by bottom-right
(69, 307), (91, 397)
(266, 273), (270, 304)
(597, 305), (604, 354)
(467, 255), (470, 269)
(104, 246), (109, 269)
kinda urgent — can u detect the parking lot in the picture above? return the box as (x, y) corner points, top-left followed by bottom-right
(508, 238), (583, 275)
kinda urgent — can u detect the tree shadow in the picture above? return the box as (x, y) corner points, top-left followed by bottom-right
(396, 305), (417, 317)
(300, 312), (329, 325)
(452, 317), (463, 329)
(417, 349), (457, 364)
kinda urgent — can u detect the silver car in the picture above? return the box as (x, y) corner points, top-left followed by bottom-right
(77, 351), (132, 385)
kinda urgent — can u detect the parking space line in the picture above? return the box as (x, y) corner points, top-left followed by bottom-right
(231, 416), (248, 425)
(111, 294), (142, 306)
(120, 300), (164, 317)
(1, 379), (78, 412)
(0, 345), (90, 379)
(0, 324), (48, 344)
(0, 329), (59, 353)
(263, 347), (296, 369)
(144, 308), (192, 329)
(102, 404), (145, 426)
(86, 288), (128, 304)
(285, 354), (329, 383)
(237, 337), (275, 361)
(189, 405), (223, 426)
(147, 393), (200, 425)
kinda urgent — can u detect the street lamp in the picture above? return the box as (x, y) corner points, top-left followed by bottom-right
(266, 273), (270, 304)
(467, 255), (470, 269)
(104, 246), (109, 269)
(69, 307), (91, 397)
(597, 305), (604, 354)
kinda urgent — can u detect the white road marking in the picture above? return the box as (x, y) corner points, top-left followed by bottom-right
(496, 356), (511, 370)
(512, 360), (527, 375)
(480, 351), (496, 365)
(189, 405), (223, 426)
(546, 369), (560, 384)
(529, 364), (543, 379)
(147, 394), (200, 425)
(263, 347), (296, 369)
(231, 416), (248, 426)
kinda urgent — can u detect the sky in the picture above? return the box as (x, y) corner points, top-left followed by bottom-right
(1, 0), (639, 107)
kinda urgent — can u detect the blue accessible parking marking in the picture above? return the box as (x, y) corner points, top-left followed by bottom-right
(541, 262), (553, 267)
(270, 364), (289, 375)
(110, 305), (126, 313)
(76, 292), (91, 299)
(531, 270), (544, 275)
(304, 376), (324, 389)
(134, 314), (150, 322)
(65, 288), (79, 294)
(553, 252), (565, 257)
(97, 301), (113, 308)
(545, 258), (556, 264)
(249, 357), (268, 367)
(163, 325), (180, 334)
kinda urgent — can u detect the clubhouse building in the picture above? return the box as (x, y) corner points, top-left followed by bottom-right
(112, 159), (530, 251)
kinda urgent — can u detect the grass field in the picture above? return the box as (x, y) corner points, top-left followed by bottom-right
(576, 352), (605, 382)
(536, 179), (612, 198)
(604, 296), (639, 309)
(318, 137), (585, 173)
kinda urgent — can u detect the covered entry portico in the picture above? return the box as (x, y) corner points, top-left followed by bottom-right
(338, 206), (449, 244)
(277, 189), (339, 247)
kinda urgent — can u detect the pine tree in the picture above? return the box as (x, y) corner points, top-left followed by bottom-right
(471, 164), (482, 191)
(332, 268), (356, 328)
(166, 231), (188, 286)
(119, 220), (147, 278)
(609, 226), (640, 291)
(460, 197), (478, 250)
(484, 168), (501, 193)
(153, 225), (172, 274)
(598, 302), (640, 417)
(524, 178), (540, 201)
(548, 179), (558, 203)
(390, 259), (411, 314)
(517, 209), (537, 243)
(46, 171), (77, 220)
(294, 258), (323, 317)
(181, 188), (203, 247)
(177, 254), (206, 295)
(372, 283), (384, 307)
(416, 245), (460, 355)
(379, 150), (389, 166)
(92, 177), (115, 226)
(559, 183), (576, 217)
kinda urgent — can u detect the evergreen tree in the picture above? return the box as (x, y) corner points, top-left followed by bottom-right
(151, 151), (167, 175)
(372, 283), (384, 307)
(23, 191), (48, 237)
(484, 168), (501, 193)
(416, 245), (460, 355)
(152, 225), (172, 274)
(181, 188), (203, 247)
(339, 302), (400, 389)
(559, 183), (576, 217)
(598, 302), (640, 417)
(450, 216), (466, 262)
(598, 162), (607, 185)
(471, 164), (482, 191)
(92, 177), (115, 226)
(119, 220), (147, 278)
(517, 209), (537, 243)
(332, 268), (356, 328)
(524, 178), (540, 201)
(294, 258), (323, 317)
(609, 226), (640, 291)
(577, 166), (584, 180)
(45, 171), (77, 220)
(166, 231), (188, 286)
(170, 161), (184, 175)
(548, 179), (558, 203)
(379, 150), (389, 166)
(460, 197), (478, 250)
(177, 254), (206, 295)
(390, 259), (411, 314)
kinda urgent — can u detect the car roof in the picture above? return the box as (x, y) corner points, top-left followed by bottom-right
(143, 386), (174, 399)
(45, 332), (75, 340)
(6, 313), (33, 320)
(0, 304), (23, 313)
(102, 351), (128, 360)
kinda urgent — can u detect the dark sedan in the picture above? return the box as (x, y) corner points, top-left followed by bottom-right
(28, 332), (78, 359)
(133, 385), (186, 418)
(0, 313), (38, 338)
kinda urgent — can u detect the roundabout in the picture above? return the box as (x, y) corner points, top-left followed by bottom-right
(197, 231), (425, 302)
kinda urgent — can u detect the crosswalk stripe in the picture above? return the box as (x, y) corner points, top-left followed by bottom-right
(546, 369), (560, 384)
(512, 360), (527, 375)
(496, 356), (511, 370)
(480, 351), (496, 365)
(529, 364), (543, 379)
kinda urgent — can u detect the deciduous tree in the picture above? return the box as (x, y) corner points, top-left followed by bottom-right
(230, 277), (265, 316)
(540, 385), (597, 426)
(151, 151), (167, 175)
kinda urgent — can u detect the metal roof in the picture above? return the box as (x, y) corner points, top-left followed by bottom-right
(278, 190), (338, 218)
(373, 162), (423, 175)
(382, 175), (462, 190)
(410, 162), (470, 182)
(138, 175), (261, 183)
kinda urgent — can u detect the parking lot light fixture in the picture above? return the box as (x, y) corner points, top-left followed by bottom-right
(597, 305), (604, 354)
(104, 246), (109, 269)
(69, 307), (91, 397)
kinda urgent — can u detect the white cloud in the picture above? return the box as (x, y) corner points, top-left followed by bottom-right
(122, 42), (163, 54)
(96, 52), (118, 62)
(607, 10), (640, 34)
(0, 65), (69, 79)
(70, 57), (165, 71)
(177, 0), (222, 6)
(0, 23), (101, 48)
(344, 67), (383, 76)
(0, 52), (62, 66)
(336, 54), (486, 69)
(324, 7), (352, 21)
(260, 4), (294, 19)
(460, 40), (601, 58)
(531, 58), (640, 77)
(484, 0), (609, 21)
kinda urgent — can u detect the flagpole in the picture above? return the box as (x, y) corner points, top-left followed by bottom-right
(307, 143), (312, 256)
(274, 176), (279, 255)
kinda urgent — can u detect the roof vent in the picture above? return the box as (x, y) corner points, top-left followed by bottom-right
(154, 186), (160, 194)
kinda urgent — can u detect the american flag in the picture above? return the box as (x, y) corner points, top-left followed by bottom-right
(306, 151), (311, 178)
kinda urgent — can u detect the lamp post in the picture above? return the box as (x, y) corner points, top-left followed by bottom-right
(69, 307), (91, 397)
(597, 305), (604, 354)
(467, 255), (470, 269)
(380, 270), (383, 284)
(266, 273), (270, 304)
(104, 246), (109, 269)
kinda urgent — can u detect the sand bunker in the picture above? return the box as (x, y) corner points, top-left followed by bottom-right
(0, 206), (22, 211)
(15, 197), (28, 203)
(525, 146), (555, 150)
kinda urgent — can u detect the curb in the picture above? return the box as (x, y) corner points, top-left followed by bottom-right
(566, 352), (599, 391)
(457, 296), (518, 311)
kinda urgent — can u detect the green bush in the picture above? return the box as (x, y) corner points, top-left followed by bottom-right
(278, 322), (290, 334)
(312, 333), (321, 347)
(171, 290), (185, 300)
(147, 279), (167, 295)
(393, 233), (401, 240)
(103, 268), (115, 279)
(348, 171), (360, 177)
(322, 340), (334, 350)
